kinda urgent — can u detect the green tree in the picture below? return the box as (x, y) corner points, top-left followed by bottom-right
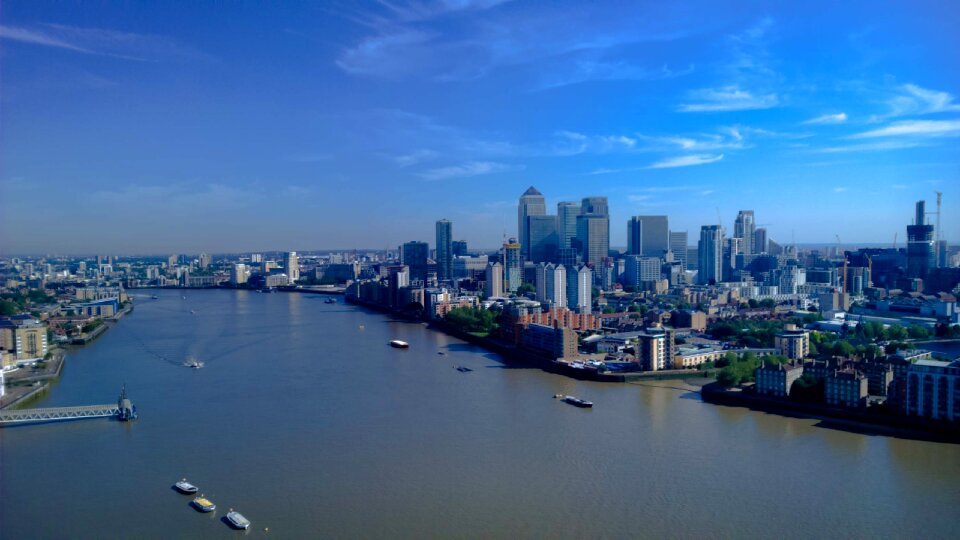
(0, 300), (19, 316)
(907, 325), (929, 340)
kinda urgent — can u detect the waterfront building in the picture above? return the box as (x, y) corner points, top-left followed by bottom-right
(636, 327), (675, 372)
(734, 210), (756, 257)
(198, 253), (212, 269)
(861, 361), (894, 397)
(436, 219), (453, 282)
(230, 263), (249, 285)
(906, 200), (935, 278)
(75, 286), (127, 302)
(698, 225), (723, 285)
(387, 265), (410, 308)
(774, 324), (810, 361)
(401, 241), (430, 284)
(673, 346), (723, 369)
(518, 187), (547, 260)
(557, 202), (581, 251)
(284, 251), (300, 283)
(669, 231), (688, 270)
(502, 239), (523, 293)
(485, 262), (504, 298)
(825, 369), (869, 408)
(904, 359), (960, 421)
(521, 323), (578, 359)
(756, 362), (803, 397)
(452, 240), (468, 257)
(627, 216), (669, 257)
(566, 265), (592, 313)
(264, 274), (289, 288)
(0, 315), (48, 367)
(527, 215), (558, 263)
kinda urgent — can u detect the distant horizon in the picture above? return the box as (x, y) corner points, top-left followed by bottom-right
(1, 1), (957, 253)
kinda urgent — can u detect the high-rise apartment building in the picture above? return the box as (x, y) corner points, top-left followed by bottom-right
(284, 251), (300, 283)
(734, 210), (756, 256)
(907, 200), (935, 278)
(436, 219), (453, 282)
(230, 263), (248, 285)
(401, 241), (429, 283)
(199, 253), (211, 269)
(566, 265), (592, 313)
(627, 215), (669, 257)
(669, 231), (688, 269)
(502, 238), (522, 292)
(485, 261), (503, 298)
(518, 187), (547, 261)
(698, 225), (723, 285)
(557, 202), (581, 251)
(527, 215), (558, 263)
(754, 228), (768, 255)
(535, 263), (566, 308)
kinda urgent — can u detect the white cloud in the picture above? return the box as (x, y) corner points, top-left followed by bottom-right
(0, 24), (207, 62)
(817, 140), (924, 153)
(849, 119), (960, 139)
(647, 154), (725, 169)
(833, 187), (848, 193)
(417, 161), (519, 180)
(0, 25), (95, 54)
(803, 113), (847, 125)
(882, 84), (960, 118)
(677, 86), (778, 112)
(393, 149), (438, 167)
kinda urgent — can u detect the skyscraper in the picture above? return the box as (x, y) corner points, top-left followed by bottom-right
(669, 231), (688, 269)
(401, 241), (429, 283)
(502, 238), (522, 292)
(698, 225), (723, 285)
(484, 261), (503, 298)
(907, 200), (935, 278)
(566, 265), (592, 313)
(536, 263), (566, 308)
(754, 228), (768, 255)
(452, 240), (468, 257)
(557, 201), (581, 251)
(518, 186), (546, 261)
(436, 219), (453, 282)
(627, 216), (669, 257)
(284, 251), (300, 283)
(527, 215), (558, 263)
(734, 210), (756, 257)
(575, 196), (609, 265)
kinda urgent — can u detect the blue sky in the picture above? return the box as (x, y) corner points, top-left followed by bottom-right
(1, 0), (958, 254)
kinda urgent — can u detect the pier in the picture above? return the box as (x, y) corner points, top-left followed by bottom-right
(0, 386), (137, 427)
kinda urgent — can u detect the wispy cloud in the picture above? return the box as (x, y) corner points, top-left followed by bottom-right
(677, 86), (778, 112)
(0, 23), (207, 62)
(849, 119), (960, 139)
(0, 25), (97, 54)
(536, 62), (693, 91)
(393, 149), (439, 167)
(817, 140), (925, 153)
(833, 187), (848, 193)
(647, 154), (724, 169)
(417, 161), (519, 180)
(803, 112), (847, 125)
(880, 84), (960, 118)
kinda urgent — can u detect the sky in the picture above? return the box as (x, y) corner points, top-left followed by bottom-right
(1, 0), (958, 255)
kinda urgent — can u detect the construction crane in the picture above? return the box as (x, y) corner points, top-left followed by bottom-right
(864, 253), (873, 288)
(935, 191), (943, 265)
(836, 234), (848, 294)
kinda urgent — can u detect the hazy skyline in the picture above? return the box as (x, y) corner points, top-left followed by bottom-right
(1, 1), (958, 254)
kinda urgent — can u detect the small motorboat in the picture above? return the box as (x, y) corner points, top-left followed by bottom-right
(174, 479), (199, 494)
(437, 351), (446, 355)
(151, 295), (159, 300)
(183, 359), (204, 369)
(455, 366), (473, 373)
(226, 510), (251, 530)
(192, 495), (216, 512)
(389, 340), (409, 349)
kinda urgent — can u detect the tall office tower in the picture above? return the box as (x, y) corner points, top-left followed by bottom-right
(518, 186), (547, 260)
(623, 255), (662, 288)
(452, 240), (468, 257)
(575, 215), (609, 264)
(527, 215), (558, 263)
(669, 231), (688, 269)
(734, 210), (756, 256)
(907, 200), (935, 278)
(698, 225), (723, 285)
(627, 215), (669, 257)
(936, 240), (948, 268)
(284, 251), (300, 283)
(484, 261), (504, 298)
(722, 237), (742, 282)
(581, 196), (608, 216)
(199, 253), (211, 269)
(436, 219), (453, 282)
(401, 241), (429, 283)
(502, 238), (523, 292)
(557, 202), (581, 251)
(566, 265), (593, 313)
(557, 247), (579, 268)
(754, 228), (768, 255)
(168, 254), (178, 267)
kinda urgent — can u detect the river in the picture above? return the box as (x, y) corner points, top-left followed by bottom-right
(1, 289), (958, 539)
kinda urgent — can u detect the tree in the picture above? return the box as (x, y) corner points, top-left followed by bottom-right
(0, 300), (18, 316)
(517, 283), (536, 295)
(807, 340), (819, 357)
(717, 367), (739, 387)
(758, 298), (776, 309)
(907, 325), (929, 340)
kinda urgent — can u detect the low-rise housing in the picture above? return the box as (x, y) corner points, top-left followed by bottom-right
(756, 362), (804, 397)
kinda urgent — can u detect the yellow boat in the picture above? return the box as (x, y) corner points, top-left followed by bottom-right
(192, 496), (216, 512)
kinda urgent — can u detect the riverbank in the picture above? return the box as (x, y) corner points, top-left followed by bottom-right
(0, 350), (66, 409)
(701, 382), (960, 442)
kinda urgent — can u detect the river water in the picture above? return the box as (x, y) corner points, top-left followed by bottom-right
(1, 290), (958, 539)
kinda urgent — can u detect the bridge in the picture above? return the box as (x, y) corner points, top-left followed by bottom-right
(0, 386), (137, 427)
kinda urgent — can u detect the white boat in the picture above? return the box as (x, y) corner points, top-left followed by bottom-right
(226, 510), (251, 529)
(174, 479), (198, 494)
(389, 340), (409, 349)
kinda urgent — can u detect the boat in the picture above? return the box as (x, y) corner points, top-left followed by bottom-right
(561, 395), (594, 408)
(437, 351), (446, 355)
(174, 479), (199, 494)
(226, 510), (251, 530)
(389, 340), (409, 349)
(184, 359), (204, 369)
(324, 298), (336, 304)
(455, 366), (473, 372)
(151, 295), (159, 300)
(192, 496), (216, 512)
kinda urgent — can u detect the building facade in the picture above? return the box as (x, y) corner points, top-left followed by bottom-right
(436, 219), (453, 282)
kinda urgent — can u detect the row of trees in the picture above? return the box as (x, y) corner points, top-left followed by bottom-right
(444, 307), (499, 336)
(716, 352), (790, 387)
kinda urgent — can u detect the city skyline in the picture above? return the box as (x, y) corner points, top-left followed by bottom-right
(1, 1), (958, 253)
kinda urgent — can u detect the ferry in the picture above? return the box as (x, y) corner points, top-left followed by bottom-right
(192, 496), (216, 512)
(389, 340), (409, 349)
(226, 510), (251, 530)
(174, 479), (199, 494)
(561, 395), (594, 408)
